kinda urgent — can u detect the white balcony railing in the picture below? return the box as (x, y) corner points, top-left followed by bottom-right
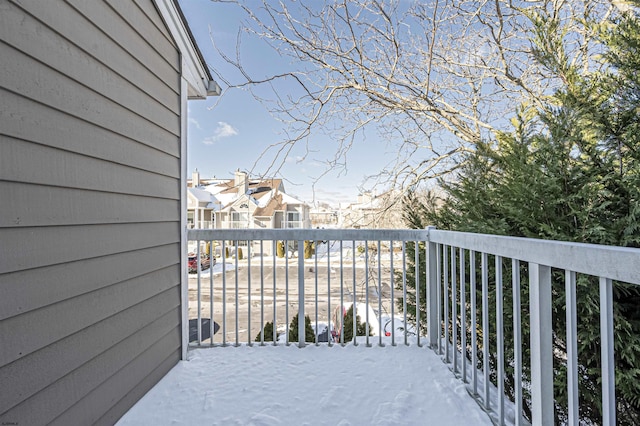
(281, 220), (305, 228)
(229, 221), (248, 229)
(187, 220), (214, 229)
(186, 227), (640, 426)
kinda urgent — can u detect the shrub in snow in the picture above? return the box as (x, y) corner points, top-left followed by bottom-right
(255, 321), (276, 342)
(342, 305), (371, 343)
(288, 313), (316, 343)
(303, 240), (314, 259)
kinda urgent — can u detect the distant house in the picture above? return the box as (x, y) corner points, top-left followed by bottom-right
(189, 170), (311, 230)
(310, 202), (339, 228)
(339, 191), (404, 229)
(187, 186), (219, 229)
(0, 1), (218, 424)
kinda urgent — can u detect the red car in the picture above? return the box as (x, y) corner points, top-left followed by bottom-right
(188, 253), (213, 273)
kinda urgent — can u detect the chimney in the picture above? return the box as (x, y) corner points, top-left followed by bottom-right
(192, 169), (200, 187)
(234, 169), (248, 194)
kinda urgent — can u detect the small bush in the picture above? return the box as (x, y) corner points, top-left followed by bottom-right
(342, 305), (372, 343)
(237, 247), (243, 259)
(303, 240), (314, 259)
(276, 241), (285, 258)
(288, 313), (316, 343)
(255, 321), (276, 342)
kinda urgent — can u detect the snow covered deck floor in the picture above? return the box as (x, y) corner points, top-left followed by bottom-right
(117, 343), (493, 425)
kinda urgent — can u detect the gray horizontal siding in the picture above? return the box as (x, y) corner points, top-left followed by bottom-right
(0, 244), (180, 321)
(0, 264), (180, 368)
(0, 182), (179, 228)
(0, 0), (187, 424)
(55, 332), (181, 426)
(94, 350), (180, 426)
(0, 136), (180, 199)
(0, 289), (180, 415)
(0, 222), (180, 275)
(105, 0), (179, 66)
(0, 1), (180, 135)
(7, 0), (181, 108)
(0, 89), (180, 176)
(0, 137), (179, 199)
(0, 41), (179, 155)
(132, 0), (176, 44)
(3, 310), (181, 424)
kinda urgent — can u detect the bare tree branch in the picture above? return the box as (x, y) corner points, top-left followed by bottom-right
(208, 0), (622, 201)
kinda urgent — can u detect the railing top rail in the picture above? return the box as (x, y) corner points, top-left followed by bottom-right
(429, 229), (640, 285)
(188, 228), (429, 242)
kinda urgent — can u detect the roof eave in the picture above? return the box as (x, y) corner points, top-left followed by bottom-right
(155, 0), (221, 99)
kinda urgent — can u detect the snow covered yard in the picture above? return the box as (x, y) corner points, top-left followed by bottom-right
(117, 343), (493, 425)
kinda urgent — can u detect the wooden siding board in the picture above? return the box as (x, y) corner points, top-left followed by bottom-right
(1, 317), (181, 426)
(0, 2), (180, 133)
(0, 244), (179, 321)
(65, 0), (181, 74)
(106, 0), (179, 65)
(0, 89), (180, 174)
(93, 350), (179, 426)
(0, 137), (180, 199)
(55, 341), (181, 426)
(11, 0), (181, 93)
(0, 264), (180, 367)
(133, 0), (177, 45)
(0, 291), (180, 414)
(0, 222), (180, 275)
(0, 42), (180, 155)
(0, 0), (190, 423)
(0, 182), (179, 229)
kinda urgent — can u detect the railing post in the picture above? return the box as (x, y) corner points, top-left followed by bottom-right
(529, 262), (554, 425)
(427, 226), (438, 349)
(566, 270), (578, 426)
(298, 240), (305, 348)
(600, 277), (615, 426)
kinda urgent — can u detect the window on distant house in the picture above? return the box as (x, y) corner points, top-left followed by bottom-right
(232, 211), (248, 222)
(286, 211), (300, 228)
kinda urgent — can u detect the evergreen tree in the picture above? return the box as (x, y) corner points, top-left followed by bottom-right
(255, 321), (276, 342)
(341, 305), (372, 343)
(287, 313), (316, 343)
(400, 7), (640, 424)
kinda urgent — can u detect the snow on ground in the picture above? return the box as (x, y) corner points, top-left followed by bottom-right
(117, 343), (493, 426)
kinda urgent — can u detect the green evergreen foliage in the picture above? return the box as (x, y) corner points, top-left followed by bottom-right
(341, 305), (372, 343)
(255, 321), (276, 342)
(399, 9), (640, 424)
(237, 247), (243, 260)
(276, 241), (285, 258)
(288, 313), (316, 343)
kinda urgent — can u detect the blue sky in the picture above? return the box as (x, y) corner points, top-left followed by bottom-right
(179, 0), (392, 205)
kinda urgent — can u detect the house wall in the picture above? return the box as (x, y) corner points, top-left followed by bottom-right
(0, 1), (184, 424)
